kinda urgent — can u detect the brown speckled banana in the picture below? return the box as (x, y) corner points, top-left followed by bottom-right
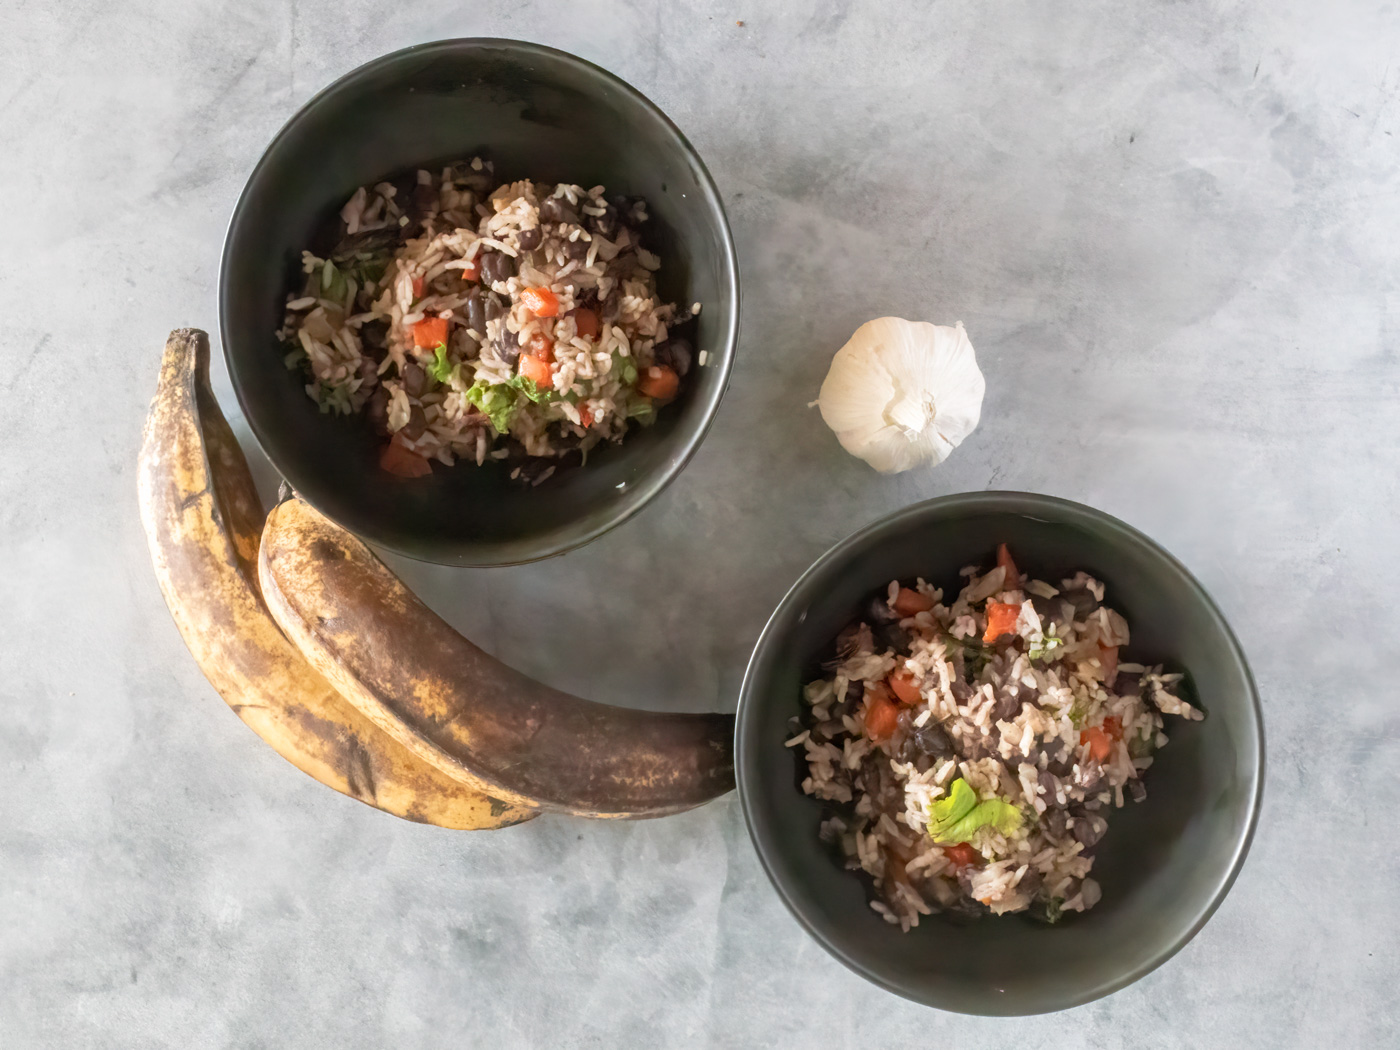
(137, 328), (534, 829)
(258, 495), (736, 818)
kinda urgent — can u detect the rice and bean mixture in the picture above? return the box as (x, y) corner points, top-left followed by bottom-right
(277, 158), (699, 479)
(788, 544), (1203, 929)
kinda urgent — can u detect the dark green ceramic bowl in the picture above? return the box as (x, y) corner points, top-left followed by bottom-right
(221, 40), (738, 566)
(736, 492), (1263, 1014)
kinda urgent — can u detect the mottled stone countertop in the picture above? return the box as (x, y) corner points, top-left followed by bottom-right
(2, 2), (1396, 1046)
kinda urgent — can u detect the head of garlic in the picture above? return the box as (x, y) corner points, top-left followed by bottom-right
(816, 317), (985, 474)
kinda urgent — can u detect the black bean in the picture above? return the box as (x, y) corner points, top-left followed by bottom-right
(994, 690), (1021, 722)
(1038, 770), (1061, 803)
(955, 867), (979, 897)
(1071, 810), (1106, 849)
(1128, 779), (1147, 804)
(587, 201), (619, 238)
(575, 287), (600, 311)
(894, 714), (919, 762)
(516, 226), (542, 251)
(357, 358), (378, 382)
(912, 723), (955, 758)
(400, 405), (427, 441)
(360, 320), (389, 352)
(1017, 867), (1044, 897)
(539, 198), (578, 225)
(1044, 739), (1073, 777)
(950, 679), (974, 703)
(1116, 671), (1143, 697)
(465, 289), (486, 335)
(1030, 592), (1058, 622)
(840, 680), (863, 715)
(1040, 807), (1068, 841)
(655, 338), (693, 378)
(401, 362), (427, 397)
(484, 293), (506, 323)
(413, 179), (438, 215)
(366, 387), (390, 436)
(1062, 587), (1099, 619)
(448, 161), (492, 194)
(565, 237), (590, 261)
(478, 250), (516, 285)
(600, 294), (621, 324)
(834, 623), (862, 659)
(496, 326), (520, 365)
(873, 622), (913, 655)
(1076, 764), (1104, 794)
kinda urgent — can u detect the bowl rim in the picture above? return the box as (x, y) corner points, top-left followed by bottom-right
(735, 490), (1265, 1014)
(219, 37), (740, 567)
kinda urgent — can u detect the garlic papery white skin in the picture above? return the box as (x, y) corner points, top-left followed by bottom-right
(816, 318), (985, 474)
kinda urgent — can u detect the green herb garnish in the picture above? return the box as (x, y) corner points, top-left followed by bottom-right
(1128, 730), (1157, 759)
(428, 343), (453, 384)
(509, 373), (556, 404)
(466, 379), (519, 435)
(320, 260), (349, 305)
(1031, 897), (1065, 925)
(927, 778), (1023, 843)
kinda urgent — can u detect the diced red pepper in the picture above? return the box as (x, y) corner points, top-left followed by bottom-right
(379, 435), (432, 478)
(637, 364), (680, 400)
(526, 333), (555, 363)
(1102, 715), (1123, 741)
(885, 854), (910, 889)
(579, 405), (595, 428)
(517, 353), (553, 390)
(1081, 726), (1113, 763)
(983, 601), (1021, 643)
(891, 587), (933, 617)
(863, 686), (899, 743)
(888, 670), (921, 705)
(520, 286), (559, 317)
(572, 307), (600, 338)
(1098, 644), (1118, 685)
(460, 259), (479, 282)
(943, 843), (980, 869)
(996, 542), (1020, 590)
(412, 316), (449, 349)
(411, 275), (425, 299)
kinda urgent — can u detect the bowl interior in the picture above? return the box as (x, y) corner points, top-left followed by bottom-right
(736, 493), (1262, 1014)
(222, 40), (736, 565)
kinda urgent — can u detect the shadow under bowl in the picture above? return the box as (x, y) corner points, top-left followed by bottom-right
(221, 38), (738, 566)
(736, 491), (1264, 1014)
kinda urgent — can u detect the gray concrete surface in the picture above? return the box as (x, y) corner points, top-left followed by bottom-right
(2, 1), (1397, 1046)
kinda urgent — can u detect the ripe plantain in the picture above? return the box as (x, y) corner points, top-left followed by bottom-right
(137, 328), (535, 829)
(258, 496), (737, 818)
